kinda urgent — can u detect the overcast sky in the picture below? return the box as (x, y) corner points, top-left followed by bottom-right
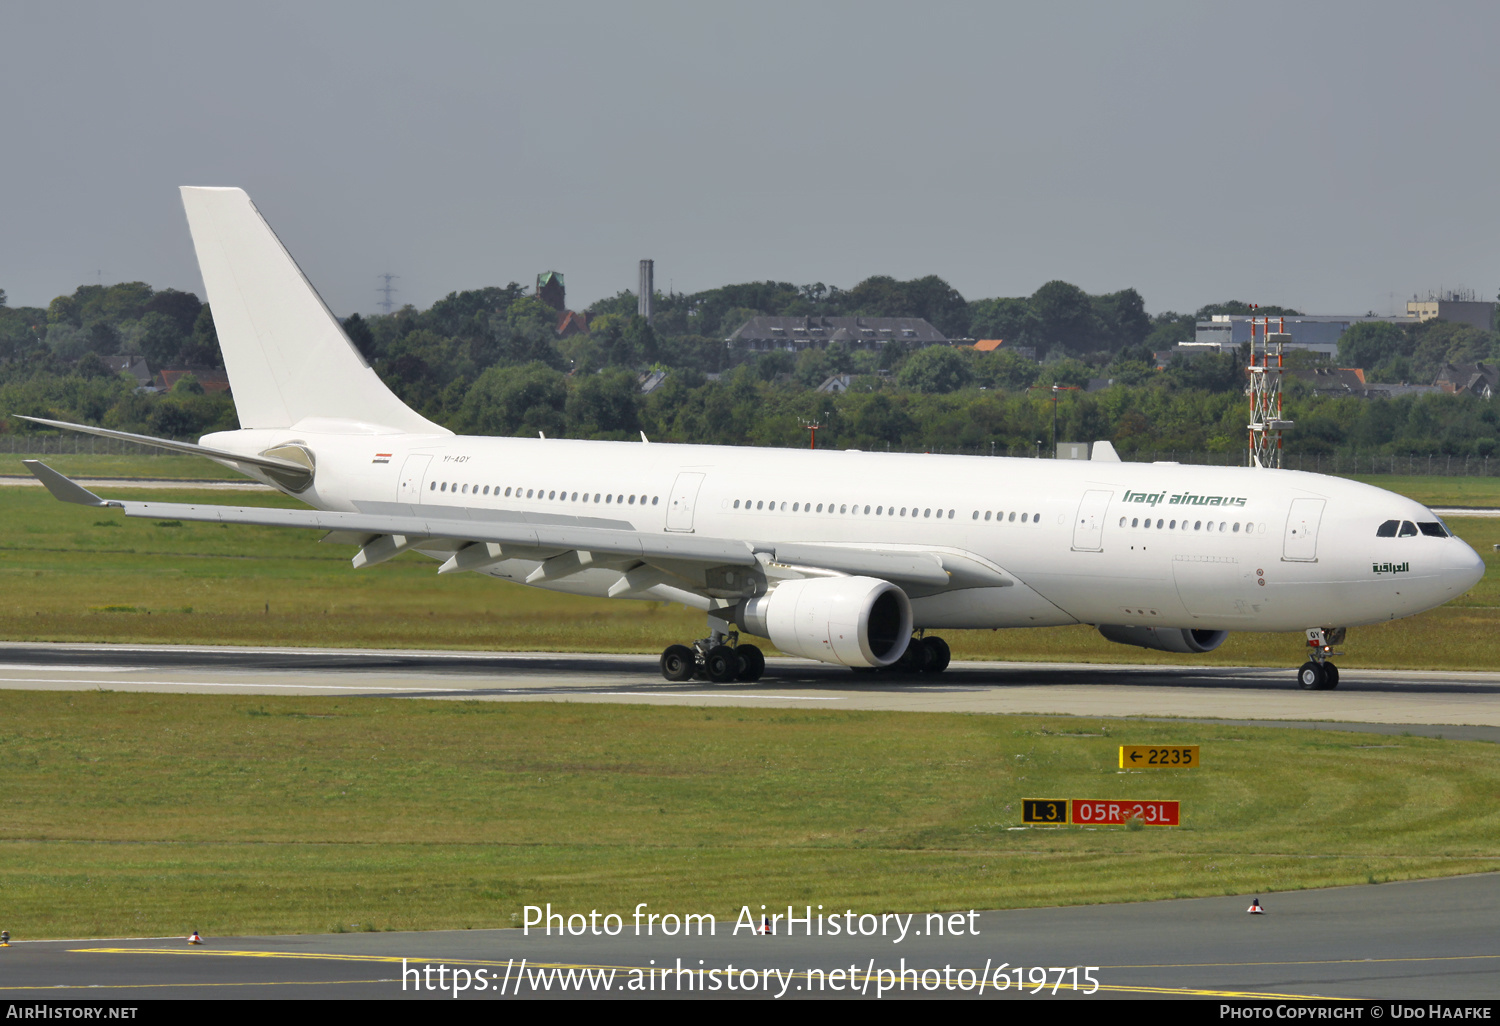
(3, 1), (1497, 320)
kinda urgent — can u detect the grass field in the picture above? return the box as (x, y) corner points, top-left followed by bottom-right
(1340, 474), (1500, 508)
(0, 475), (1496, 667)
(0, 692), (1495, 939)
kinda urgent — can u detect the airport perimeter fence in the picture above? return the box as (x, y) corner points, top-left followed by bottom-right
(0, 433), (178, 457)
(885, 444), (1500, 477)
(2, 432), (1496, 477)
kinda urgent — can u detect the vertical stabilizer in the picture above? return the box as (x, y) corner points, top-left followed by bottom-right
(179, 187), (448, 434)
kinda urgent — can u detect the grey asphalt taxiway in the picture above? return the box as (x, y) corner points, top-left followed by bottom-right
(1, 875), (1496, 999)
(1, 641), (1498, 740)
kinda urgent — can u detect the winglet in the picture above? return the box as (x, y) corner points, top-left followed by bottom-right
(22, 460), (116, 507)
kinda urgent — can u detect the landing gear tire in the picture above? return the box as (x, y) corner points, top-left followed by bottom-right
(1322, 662), (1339, 689)
(704, 645), (740, 684)
(734, 644), (765, 682)
(897, 638), (932, 673)
(660, 645), (695, 682)
(921, 636), (951, 674)
(1297, 661), (1326, 691)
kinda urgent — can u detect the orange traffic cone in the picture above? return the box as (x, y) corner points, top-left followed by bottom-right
(1246, 898), (1265, 914)
(188, 931), (203, 945)
(761, 915), (769, 935)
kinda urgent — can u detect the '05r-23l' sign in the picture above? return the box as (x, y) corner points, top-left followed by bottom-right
(1072, 800), (1179, 826)
(1022, 799), (1180, 826)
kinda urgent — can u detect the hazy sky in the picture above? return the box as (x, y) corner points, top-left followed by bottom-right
(3, 1), (1497, 319)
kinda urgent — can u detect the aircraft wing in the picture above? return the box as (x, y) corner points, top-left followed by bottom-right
(23, 459), (754, 566)
(24, 460), (1006, 601)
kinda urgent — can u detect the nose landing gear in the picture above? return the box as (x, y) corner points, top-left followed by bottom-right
(1297, 627), (1344, 690)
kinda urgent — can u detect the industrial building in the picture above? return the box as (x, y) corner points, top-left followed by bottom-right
(1191, 314), (1416, 357)
(728, 315), (947, 352)
(1406, 292), (1496, 332)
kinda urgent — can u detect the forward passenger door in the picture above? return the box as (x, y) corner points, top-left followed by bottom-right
(1282, 498), (1326, 562)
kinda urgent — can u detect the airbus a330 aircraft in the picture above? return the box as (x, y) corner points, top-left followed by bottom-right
(19, 188), (1488, 689)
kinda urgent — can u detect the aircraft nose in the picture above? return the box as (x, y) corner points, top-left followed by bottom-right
(1447, 537), (1487, 593)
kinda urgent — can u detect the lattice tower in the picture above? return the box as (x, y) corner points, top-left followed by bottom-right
(1247, 316), (1294, 468)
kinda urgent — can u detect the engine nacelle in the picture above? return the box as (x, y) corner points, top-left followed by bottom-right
(736, 576), (913, 667)
(1097, 625), (1229, 654)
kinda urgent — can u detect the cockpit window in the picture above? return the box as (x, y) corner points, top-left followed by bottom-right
(1398, 520), (1418, 537)
(1418, 521), (1448, 538)
(1376, 520), (1398, 537)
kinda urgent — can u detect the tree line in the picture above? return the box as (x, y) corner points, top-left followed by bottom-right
(1, 277), (1496, 459)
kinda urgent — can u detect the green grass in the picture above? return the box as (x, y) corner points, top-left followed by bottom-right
(1340, 474), (1500, 508)
(1, 485), (1497, 667)
(0, 692), (1495, 938)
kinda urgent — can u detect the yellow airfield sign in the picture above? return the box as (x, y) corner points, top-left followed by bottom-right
(1118, 745), (1199, 769)
(1020, 798), (1070, 824)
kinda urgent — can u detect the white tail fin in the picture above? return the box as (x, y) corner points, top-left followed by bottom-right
(179, 187), (448, 435)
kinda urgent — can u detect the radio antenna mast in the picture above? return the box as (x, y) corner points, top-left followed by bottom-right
(1248, 311), (1294, 468)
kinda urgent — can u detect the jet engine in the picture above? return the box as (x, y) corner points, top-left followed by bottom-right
(1097, 625), (1229, 654)
(736, 576), (913, 667)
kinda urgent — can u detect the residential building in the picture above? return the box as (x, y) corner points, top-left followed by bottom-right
(971, 339), (1038, 361)
(1433, 362), (1498, 399)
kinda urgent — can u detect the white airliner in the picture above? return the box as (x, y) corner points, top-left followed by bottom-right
(20, 188), (1487, 689)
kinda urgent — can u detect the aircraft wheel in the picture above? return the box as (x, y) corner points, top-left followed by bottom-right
(660, 645), (695, 682)
(922, 636), (951, 673)
(734, 644), (765, 682)
(1297, 661), (1326, 691)
(1322, 662), (1339, 689)
(897, 638), (932, 673)
(704, 645), (740, 684)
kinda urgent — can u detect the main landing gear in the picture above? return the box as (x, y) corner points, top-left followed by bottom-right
(660, 622), (764, 684)
(895, 633), (951, 674)
(856, 633), (950, 674)
(1297, 627), (1345, 690)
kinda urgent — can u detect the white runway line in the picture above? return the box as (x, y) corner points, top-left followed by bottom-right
(0, 664), (141, 672)
(0, 676), (469, 692)
(0, 675), (845, 700)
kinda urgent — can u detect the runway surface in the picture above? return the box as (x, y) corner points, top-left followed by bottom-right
(0, 642), (1498, 740)
(0, 875), (1495, 1000)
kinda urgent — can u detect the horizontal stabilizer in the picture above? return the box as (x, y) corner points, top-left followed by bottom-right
(14, 415), (313, 490)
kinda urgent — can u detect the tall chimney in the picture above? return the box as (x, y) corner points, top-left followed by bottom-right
(638, 259), (654, 324)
